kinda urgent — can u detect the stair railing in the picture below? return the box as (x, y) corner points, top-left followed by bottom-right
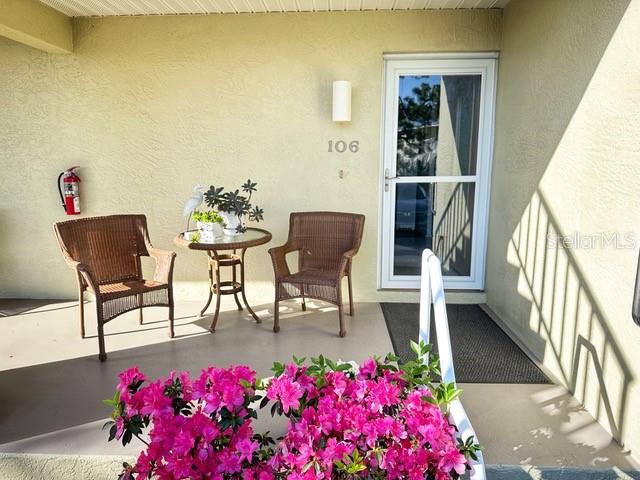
(419, 248), (486, 480)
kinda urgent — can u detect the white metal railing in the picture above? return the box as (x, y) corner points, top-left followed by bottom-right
(419, 249), (486, 480)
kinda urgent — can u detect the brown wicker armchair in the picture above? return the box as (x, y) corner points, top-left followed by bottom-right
(269, 212), (365, 337)
(54, 215), (176, 361)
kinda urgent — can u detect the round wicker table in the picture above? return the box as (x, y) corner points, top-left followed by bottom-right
(174, 228), (272, 332)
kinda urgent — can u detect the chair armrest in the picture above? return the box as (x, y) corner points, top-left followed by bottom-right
(148, 246), (177, 284)
(337, 248), (359, 278)
(268, 243), (295, 279)
(73, 262), (99, 293)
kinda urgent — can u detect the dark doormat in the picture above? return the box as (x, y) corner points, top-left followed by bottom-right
(380, 303), (550, 384)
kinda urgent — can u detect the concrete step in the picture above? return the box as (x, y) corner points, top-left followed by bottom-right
(2, 453), (640, 480)
(488, 465), (640, 479)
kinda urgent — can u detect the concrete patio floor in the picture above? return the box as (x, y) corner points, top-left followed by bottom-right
(0, 299), (638, 470)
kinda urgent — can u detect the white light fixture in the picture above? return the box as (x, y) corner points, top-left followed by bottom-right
(332, 80), (351, 122)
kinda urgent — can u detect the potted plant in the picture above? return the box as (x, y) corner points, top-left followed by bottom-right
(192, 210), (224, 243)
(204, 179), (264, 236)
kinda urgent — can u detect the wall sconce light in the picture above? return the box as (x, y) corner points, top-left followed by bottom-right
(332, 81), (351, 122)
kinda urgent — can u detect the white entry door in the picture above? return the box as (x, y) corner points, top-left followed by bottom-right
(379, 54), (497, 290)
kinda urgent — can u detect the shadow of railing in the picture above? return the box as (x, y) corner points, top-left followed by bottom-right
(508, 188), (633, 443)
(434, 182), (472, 276)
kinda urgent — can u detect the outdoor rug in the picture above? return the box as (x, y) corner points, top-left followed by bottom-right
(380, 303), (550, 384)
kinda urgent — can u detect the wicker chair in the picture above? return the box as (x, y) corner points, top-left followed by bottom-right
(54, 215), (176, 361)
(268, 212), (365, 337)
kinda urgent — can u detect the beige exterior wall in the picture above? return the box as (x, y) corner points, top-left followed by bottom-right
(0, 10), (501, 304)
(487, 0), (640, 455)
(0, 0), (72, 53)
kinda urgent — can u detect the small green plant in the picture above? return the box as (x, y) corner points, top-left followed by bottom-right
(192, 210), (224, 224)
(190, 231), (201, 243)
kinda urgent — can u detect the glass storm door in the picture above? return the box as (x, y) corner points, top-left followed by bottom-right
(380, 54), (497, 289)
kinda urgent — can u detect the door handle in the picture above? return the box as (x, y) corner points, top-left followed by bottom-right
(384, 168), (398, 192)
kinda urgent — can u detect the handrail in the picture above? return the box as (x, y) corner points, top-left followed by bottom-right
(419, 249), (486, 480)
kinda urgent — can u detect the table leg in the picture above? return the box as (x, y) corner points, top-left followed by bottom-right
(232, 249), (243, 311)
(209, 251), (223, 332)
(200, 254), (214, 317)
(240, 248), (261, 323)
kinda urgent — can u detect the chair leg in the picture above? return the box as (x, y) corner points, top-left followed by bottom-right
(97, 308), (107, 362)
(337, 287), (346, 337)
(273, 297), (280, 333)
(338, 303), (346, 338)
(138, 293), (144, 325)
(168, 304), (175, 338)
(347, 274), (354, 317)
(301, 285), (306, 312)
(78, 288), (85, 339)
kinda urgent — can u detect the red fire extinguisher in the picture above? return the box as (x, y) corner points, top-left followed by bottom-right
(58, 166), (81, 215)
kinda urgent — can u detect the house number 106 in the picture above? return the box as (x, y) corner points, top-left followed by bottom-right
(328, 140), (359, 153)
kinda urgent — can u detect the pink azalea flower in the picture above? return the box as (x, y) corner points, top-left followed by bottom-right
(139, 382), (173, 417)
(258, 470), (275, 480)
(236, 437), (259, 463)
(358, 358), (377, 378)
(114, 416), (125, 440)
(439, 448), (468, 475)
(217, 449), (242, 474)
(268, 377), (303, 414)
(116, 366), (146, 401)
(110, 354), (475, 480)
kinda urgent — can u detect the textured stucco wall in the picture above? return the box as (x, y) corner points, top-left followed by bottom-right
(0, 10), (501, 303)
(487, 0), (640, 455)
(0, 0), (72, 53)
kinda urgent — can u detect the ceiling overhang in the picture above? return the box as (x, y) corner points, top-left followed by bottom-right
(39, 0), (509, 17)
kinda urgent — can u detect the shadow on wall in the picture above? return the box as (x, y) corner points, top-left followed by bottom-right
(488, 0), (635, 447)
(508, 189), (633, 444)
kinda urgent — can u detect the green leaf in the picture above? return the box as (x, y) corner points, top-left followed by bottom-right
(271, 362), (284, 376)
(422, 394), (438, 405)
(385, 353), (399, 362)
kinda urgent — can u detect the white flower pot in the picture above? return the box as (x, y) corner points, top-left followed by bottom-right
(197, 221), (223, 243)
(220, 211), (243, 236)
(184, 231), (198, 242)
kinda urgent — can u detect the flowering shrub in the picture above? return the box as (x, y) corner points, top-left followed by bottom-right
(105, 341), (480, 479)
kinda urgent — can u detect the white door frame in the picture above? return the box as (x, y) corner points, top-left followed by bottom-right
(378, 53), (498, 290)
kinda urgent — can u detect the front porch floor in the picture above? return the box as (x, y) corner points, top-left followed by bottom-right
(0, 299), (637, 470)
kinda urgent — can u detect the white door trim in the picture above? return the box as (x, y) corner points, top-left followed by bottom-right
(378, 53), (497, 290)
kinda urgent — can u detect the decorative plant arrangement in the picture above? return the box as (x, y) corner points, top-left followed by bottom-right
(204, 180), (264, 236)
(192, 210), (224, 243)
(105, 341), (480, 480)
